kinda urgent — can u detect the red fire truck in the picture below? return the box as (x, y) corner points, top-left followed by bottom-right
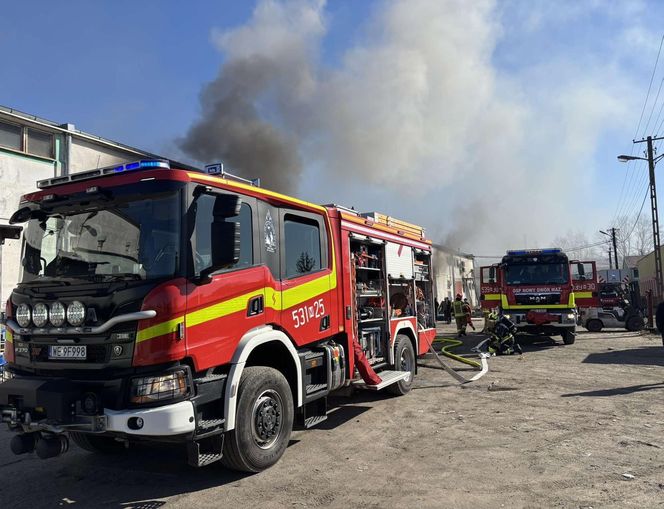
(0, 160), (437, 472)
(479, 249), (577, 344)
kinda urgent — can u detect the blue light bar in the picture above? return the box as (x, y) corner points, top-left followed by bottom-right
(37, 160), (172, 188)
(506, 248), (562, 256)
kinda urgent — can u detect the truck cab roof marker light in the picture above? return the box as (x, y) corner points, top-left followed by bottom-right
(36, 160), (171, 189)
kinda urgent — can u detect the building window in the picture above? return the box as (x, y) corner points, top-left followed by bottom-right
(0, 119), (54, 159)
(27, 128), (53, 158)
(284, 215), (321, 278)
(0, 120), (22, 151)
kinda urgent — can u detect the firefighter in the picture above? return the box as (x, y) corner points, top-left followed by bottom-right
(463, 298), (476, 331)
(452, 294), (466, 337)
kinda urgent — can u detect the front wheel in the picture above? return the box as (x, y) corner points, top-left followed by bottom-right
(388, 334), (416, 395)
(585, 319), (603, 333)
(626, 315), (644, 332)
(221, 366), (294, 473)
(561, 329), (576, 345)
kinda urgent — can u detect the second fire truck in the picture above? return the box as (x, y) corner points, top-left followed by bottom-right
(480, 249), (577, 344)
(0, 159), (437, 472)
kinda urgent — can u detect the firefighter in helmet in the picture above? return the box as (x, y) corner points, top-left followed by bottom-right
(452, 294), (466, 337)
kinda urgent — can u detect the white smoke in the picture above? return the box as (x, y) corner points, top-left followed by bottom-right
(181, 0), (641, 254)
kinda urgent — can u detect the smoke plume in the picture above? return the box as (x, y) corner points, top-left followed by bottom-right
(181, 0), (639, 254)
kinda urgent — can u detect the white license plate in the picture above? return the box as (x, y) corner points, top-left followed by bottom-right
(48, 345), (86, 360)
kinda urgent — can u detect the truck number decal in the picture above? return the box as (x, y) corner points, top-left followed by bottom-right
(292, 298), (325, 328)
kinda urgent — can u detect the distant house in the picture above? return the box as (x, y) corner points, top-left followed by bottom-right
(0, 105), (157, 303)
(622, 255), (642, 281)
(431, 245), (477, 307)
(635, 248), (664, 301)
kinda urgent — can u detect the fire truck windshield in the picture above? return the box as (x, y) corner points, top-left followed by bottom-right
(19, 190), (180, 283)
(504, 263), (569, 286)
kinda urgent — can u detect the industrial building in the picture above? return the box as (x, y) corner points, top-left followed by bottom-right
(0, 105), (155, 303)
(432, 244), (477, 307)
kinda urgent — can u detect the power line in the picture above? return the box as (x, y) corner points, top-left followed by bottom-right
(611, 33), (664, 225)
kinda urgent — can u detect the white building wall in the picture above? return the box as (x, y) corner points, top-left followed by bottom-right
(0, 154), (56, 303)
(70, 138), (141, 173)
(432, 248), (477, 307)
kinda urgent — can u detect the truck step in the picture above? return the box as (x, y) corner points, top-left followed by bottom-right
(198, 418), (225, 431)
(353, 370), (410, 391)
(187, 434), (224, 468)
(193, 373), (227, 385)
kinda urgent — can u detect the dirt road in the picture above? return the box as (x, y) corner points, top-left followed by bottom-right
(1, 322), (663, 508)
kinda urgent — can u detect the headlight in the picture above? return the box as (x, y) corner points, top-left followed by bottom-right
(566, 313), (576, 320)
(66, 301), (86, 326)
(32, 303), (48, 328)
(16, 304), (31, 328)
(503, 314), (511, 319)
(50, 301), (66, 327)
(129, 370), (189, 404)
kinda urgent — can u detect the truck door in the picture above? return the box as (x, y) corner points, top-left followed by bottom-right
(277, 208), (336, 346)
(184, 191), (266, 371)
(571, 261), (598, 308)
(480, 265), (501, 310)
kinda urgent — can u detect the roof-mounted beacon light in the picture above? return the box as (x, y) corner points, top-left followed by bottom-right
(37, 160), (171, 189)
(205, 162), (261, 187)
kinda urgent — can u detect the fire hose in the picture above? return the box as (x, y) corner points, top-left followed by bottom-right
(421, 334), (490, 384)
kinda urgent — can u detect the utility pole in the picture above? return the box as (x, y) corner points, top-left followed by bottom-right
(608, 247), (613, 269)
(633, 135), (664, 299)
(610, 227), (619, 269)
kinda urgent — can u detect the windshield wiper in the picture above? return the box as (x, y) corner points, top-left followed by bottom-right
(97, 274), (143, 282)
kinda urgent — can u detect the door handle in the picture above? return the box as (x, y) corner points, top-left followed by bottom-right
(248, 295), (264, 316)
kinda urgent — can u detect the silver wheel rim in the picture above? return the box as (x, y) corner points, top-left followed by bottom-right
(251, 389), (283, 449)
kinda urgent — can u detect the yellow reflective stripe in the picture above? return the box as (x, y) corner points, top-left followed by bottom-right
(5, 329), (12, 344)
(136, 316), (184, 343)
(280, 273), (335, 310)
(483, 294), (501, 301)
(575, 291), (593, 299)
(187, 289), (265, 327)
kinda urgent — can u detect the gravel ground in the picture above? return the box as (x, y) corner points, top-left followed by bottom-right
(1, 320), (663, 509)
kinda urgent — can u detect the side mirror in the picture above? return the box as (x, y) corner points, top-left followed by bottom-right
(577, 263), (585, 277)
(489, 266), (496, 283)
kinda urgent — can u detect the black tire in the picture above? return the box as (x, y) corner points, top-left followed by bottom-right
(221, 366), (293, 473)
(626, 316), (644, 332)
(561, 329), (576, 345)
(388, 334), (416, 395)
(585, 319), (603, 333)
(69, 432), (126, 454)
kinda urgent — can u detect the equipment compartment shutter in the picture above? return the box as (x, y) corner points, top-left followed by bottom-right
(386, 242), (413, 279)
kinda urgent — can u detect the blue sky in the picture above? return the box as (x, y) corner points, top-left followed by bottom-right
(2, 0), (664, 255)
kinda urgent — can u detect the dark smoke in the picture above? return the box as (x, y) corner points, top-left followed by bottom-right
(179, 58), (302, 193)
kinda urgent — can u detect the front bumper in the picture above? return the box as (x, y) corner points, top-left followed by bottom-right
(0, 375), (195, 438)
(503, 310), (577, 329)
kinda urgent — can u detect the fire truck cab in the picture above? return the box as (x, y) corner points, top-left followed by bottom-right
(0, 160), (436, 472)
(480, 249), (577, 344)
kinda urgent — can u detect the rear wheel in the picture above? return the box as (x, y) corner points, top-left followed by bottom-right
(70, 433), (126, 454)
(585, 319), (603, 333)
(221, 366), (293, 473)
(626, 315), (644, 332)
(561, 329), (576, 345)
(388, 334), (416, 395)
